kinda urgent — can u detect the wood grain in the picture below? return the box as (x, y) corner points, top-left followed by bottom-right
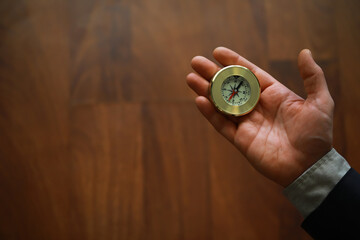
(0, 0), (359, 239)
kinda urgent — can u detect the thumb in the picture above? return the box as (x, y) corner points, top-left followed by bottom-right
(298, 49), (331, 103)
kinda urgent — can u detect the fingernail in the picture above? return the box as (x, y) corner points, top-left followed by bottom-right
(308, 49), (312, 57)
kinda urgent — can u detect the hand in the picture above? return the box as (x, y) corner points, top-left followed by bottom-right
(186, 47), (334, 187)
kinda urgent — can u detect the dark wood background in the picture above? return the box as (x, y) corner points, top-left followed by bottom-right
(0, 0), (359, 239)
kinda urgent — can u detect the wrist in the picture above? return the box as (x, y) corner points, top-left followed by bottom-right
(283, 146), (333, 187)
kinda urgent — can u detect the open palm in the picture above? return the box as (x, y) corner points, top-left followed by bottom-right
(187, 47), (334, 186)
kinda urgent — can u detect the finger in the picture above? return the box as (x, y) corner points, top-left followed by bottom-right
(191, 56), (221, 81)
(213, 47), (276, 90)
(297, 49), (332, 103)
(213, 46), (259, 70)
(186, 73), (209, 97)
(195, 96), (236, 143)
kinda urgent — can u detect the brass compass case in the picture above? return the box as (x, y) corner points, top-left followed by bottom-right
(209, 65), (261, 116)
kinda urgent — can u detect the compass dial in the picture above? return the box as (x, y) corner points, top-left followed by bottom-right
(221, 76), (251, 106)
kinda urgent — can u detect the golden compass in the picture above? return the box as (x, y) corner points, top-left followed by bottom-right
(209, 65), (260, 116)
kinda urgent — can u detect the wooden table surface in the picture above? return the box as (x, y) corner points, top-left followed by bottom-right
(0, 0), (359, 239)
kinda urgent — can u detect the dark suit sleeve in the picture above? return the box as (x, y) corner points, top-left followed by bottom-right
(301, 168), (360, 239)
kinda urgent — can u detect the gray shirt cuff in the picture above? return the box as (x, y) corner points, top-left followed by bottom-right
(283, 148), (350, 218)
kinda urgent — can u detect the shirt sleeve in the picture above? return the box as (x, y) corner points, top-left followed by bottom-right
(283, 148), (350, 218)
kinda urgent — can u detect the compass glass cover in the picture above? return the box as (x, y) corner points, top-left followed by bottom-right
(221, 75), (251, 106)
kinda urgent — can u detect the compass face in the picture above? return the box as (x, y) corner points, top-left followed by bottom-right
(221, 76), (251, 106)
